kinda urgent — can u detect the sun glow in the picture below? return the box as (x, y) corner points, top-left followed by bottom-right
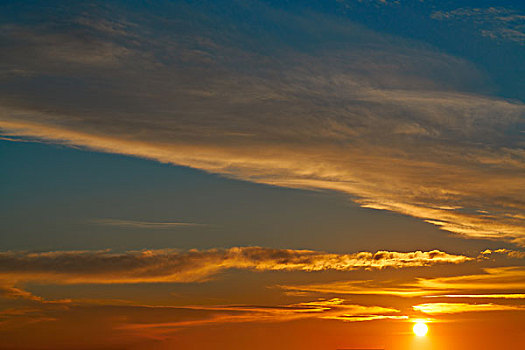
(413, 322), (428, 337)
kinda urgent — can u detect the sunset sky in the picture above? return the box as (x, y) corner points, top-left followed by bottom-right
(1, 1), (524, 349)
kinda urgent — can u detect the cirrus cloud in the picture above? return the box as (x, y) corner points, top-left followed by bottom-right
(413, 302), (524, 315)
(0, 1), (524, 246)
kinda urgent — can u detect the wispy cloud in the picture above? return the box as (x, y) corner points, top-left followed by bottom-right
(0, 136), (47, 143)
(279, 279), (431, 298)
(424, 294), (525, 299)
(0, 284), (71, 304)
(416, 266), (525, 291)
(0, 2), (523, 246)
(413, 302), (524, 315)
(118, 298), (406, 331)
(0, 295), (407, 348)
(93, 218), (206, 229)
(0, 247), (471, 285)
(280, 266), (525, 297)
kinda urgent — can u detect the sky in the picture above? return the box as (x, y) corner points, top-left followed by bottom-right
(0, 1), (524, 349)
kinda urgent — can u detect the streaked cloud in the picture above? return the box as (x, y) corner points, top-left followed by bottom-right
(292, 298), (406, 321)
(413, 302), (524, 315)
(0, 284), (406, 335)
(0, 284), (71, 304)
(424, 294), (525, 299)
(0, 285), (46, 303)
(0, 136), (50, 143)
(480, 248), (525, 259)
(280, 266), (525, 297)
(0, 296), (407, 349)
(416, 266), (525, 291)
(0, 247), (470, 285)
(0, 1), (523, 246)
(279, 279), (431, 298)
(93, 218), (206, 229)
(119, 299), (406, 331)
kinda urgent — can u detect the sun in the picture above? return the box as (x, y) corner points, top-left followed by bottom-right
(413, 322), (428, 337)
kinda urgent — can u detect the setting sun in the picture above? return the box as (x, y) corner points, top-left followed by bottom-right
(413, 322), (429, 337)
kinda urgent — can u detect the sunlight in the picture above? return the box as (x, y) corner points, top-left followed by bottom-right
(413, 322), (428, 337)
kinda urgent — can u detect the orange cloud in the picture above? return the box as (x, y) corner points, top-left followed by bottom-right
(480, 249), (525, 259)
(279, 279), (432, 297)
(424, 294), (525, 299)
(0, 284), (72, 305)
(279, 266), (525, 297)
(117, 298), (406, 331)
(0, 293), (407, 342)
(0, 247), (471, 285)
(416, 267), (525, 291)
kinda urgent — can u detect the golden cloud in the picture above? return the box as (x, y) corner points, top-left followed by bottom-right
(424, 294), (525, 299)
(0, 247), (471, 285)
(416, 266), (525, 291)
(116, 298), (406, 332)
(280, 266), (525, 297)
(0, 292), (407, 340)
(413, 302), (524, 314)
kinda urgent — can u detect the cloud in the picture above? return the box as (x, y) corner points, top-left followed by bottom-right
(0, 1), (524, 245)
(93, 219), (206, 229)
(480, 248), (525, 259)
(296, 299), (407, 322)
(279, 266), (525, 297)
(0, 284), (71, 304)
(413, 302), (524, 315)
(0, 295), (407, 349)
(424, 294), (525, 299)
(0, 247), (471, 285)
(118, 299), (406, 331)
(0, 136), (50, 143)
(0, 285), (45, 302)
(431, 7), (525, 45)
(416, 266), (525, 291)
(0, 280), (407, 340)
(279, 279), (431, 297)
